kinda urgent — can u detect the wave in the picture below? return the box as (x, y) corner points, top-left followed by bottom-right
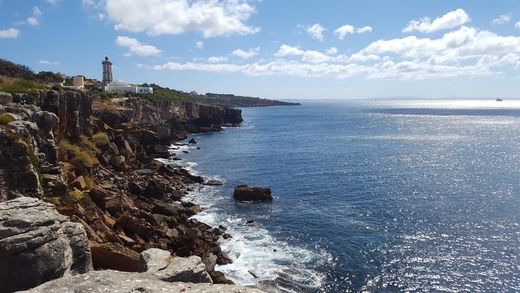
(169, 145), (331, 292)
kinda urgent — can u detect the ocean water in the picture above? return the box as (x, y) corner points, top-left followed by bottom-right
(169, 100), (520, 292)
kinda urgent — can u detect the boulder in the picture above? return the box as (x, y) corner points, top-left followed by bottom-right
(153, 145), (170, 158)
(71, 176), (87, 190)
(204, 179), (223, 186)
(0, 197), (92, 292)
(24, 270), (265, 293)
(89, 242), (140, 272)
(233, 185), (273, 202)
(0, 91), (12, 104)
(99, 110), (122, 128)
(12, 93), (27, 104)
(153, 255), (213, 284)
(139, 248), (172, 272)
(32, 111), (58, 133)
(188, 138), (197, 144)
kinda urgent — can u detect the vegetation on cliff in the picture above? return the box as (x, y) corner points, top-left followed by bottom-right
(195, 92), (300, 107)
(137, 83), (193, 104)
(0, 59), (63, 82)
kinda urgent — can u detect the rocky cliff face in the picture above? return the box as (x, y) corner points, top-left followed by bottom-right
(95, 98), (242, 142)
(0, 90), (245, 290)
(40, 90), (91, 141)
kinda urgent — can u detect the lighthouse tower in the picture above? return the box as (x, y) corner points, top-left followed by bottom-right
(102, 56), (113, 85)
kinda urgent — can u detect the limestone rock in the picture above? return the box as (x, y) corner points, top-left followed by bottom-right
(139, 248), (172, 272)
(204, 179), (223, 186)
(89, 241), (140, 272)
(0, 92), (12, 104)
(23, 270), (265, 293)
(155, 256), (212, 283)
(32, 111), (58, 133)
(233, 185), (273, 202)
(0, 197), (92, 292)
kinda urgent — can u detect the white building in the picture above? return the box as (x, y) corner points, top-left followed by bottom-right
(104, 80), (153, 94)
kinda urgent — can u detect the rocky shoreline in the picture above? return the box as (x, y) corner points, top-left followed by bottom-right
(0, 90), (262, 292)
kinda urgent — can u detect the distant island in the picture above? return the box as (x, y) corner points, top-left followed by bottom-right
(193, 92), (300, 107)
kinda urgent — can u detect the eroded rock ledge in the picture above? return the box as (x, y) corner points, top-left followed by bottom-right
(23, 270), (264, 293)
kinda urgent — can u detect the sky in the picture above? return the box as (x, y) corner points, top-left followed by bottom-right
(2, 0), (520, 99)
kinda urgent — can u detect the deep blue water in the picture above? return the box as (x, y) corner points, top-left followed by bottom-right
(171, 100), (520, 292)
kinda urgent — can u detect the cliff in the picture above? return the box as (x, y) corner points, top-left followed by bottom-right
(95, 97), (242, 142)
(0, 90), (247, 291)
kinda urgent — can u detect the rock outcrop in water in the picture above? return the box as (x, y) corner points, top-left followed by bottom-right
(0, 90), (250, 290)
(0, 197), (92, 292)
(234, 185), (273, 201)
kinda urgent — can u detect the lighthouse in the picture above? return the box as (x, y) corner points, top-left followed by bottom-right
(102, 56), (113, 85)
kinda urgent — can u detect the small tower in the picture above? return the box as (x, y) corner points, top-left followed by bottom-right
(102, 56), (113, 86)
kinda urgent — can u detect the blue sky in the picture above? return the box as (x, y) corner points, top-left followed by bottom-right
(2, 0), (520, 99)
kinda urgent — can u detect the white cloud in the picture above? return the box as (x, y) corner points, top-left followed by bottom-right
(105, 0), (259, 38)
(274, 44), (304, 57)
(38, 60), (61, 66)
(0, 28), (19, 38)
(403, 8), (470, 33)
(306, 23), (326, 41)
(46, 0), (58, 5)
(151, 60), (375, 78)
(207, 56), (228, 63)
(356, 26), (373, 34)
(334, 25), (354, 40)
(326, 47), (338, 55)
(515, 21), (520, 29)
(492, 13), (512, 25)
(302, 50), (330, 63)
(147, 26), (520, 81)
(26, 6), (42, 26)
(334, 24), (372, 40)
(196, 41), (204, 49)
(115, 36), (161, 56)
(232, 47), (259, 59)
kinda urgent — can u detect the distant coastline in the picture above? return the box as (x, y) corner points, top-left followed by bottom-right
(194, 92), (301, 108)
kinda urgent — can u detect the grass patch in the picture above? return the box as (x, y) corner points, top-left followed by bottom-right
(80, 135), (101, 155)
(0, 113), (13, 125)
(84, 176), (96, 189)
(19, 136), (43, 183)
(68, 188), (84, 202)
(92, 132), (109, 147)
(60, 140), (94, 170)
(46, 196), (62, 205)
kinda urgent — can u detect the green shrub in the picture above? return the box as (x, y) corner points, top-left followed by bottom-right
(0, 113), (13, 125)
(92, 132), (109, 147)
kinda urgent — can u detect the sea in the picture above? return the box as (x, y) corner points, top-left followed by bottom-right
(166, 99), (520, 292)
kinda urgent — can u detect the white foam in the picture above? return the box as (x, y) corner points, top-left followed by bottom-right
(187, 185), (330, 291)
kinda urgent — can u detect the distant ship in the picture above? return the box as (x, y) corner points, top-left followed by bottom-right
(496, 98), (503, 102)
